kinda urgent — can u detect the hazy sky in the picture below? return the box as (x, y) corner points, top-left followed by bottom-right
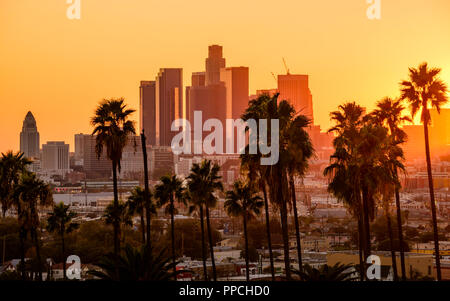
(1, 0), (449, 152)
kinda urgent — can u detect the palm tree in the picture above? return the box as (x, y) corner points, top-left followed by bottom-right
(127, 186), (155, 245)
(0, 151), (31, 218)
(284, 114), (314, 273)
(155, 174), (185, 279)
(185, 188), (208, 280)
(104, 201), (132, 248)
(325, 102), (366, 280)
(186, 160), (223, 281)
(47, 202), (79, 280)
(14, 171), (53, 281)
(400, 62), (448, 280)
(371, 97), (411, 280)
(293, 262), (357, 281)
(89, 245), (184, 281)
(241, 94), (276, 280)
(91, 98), (136, 255)
(225, 180), (263, 281)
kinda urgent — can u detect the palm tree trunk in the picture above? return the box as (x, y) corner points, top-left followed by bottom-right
(243, 212), (250, 281)
(32, 229), (43, 281)
(140, 213), (145, 245)
(62, 231), (67, 280)
(394, 184), (406, 280)
(423, 122), (441, 281)
(19, 228), (26, 281)
(386, 211), (398, 281)
(199, 205), (208, 281)
(357, 214), (365, 281)
(205, 205), (217, 281)
(279, 182), (291, 280)
(112, 160), (120, 255)
(361, 188), (371, 257)
(141, 132), (151, 249)
(289, 176), (302, 274)
(261, 180), (275, 281)
(170, 196), (176, 280)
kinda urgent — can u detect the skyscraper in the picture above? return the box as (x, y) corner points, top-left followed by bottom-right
(156, 68), (183, 146)
(140, 81), (157, 145)
(220, 66), (249, 120)
(42, 141), (69, 174)
(205, 45), (226, 86)
(81, 134), (111, 179)
(20, 111), (40, 158)
(278, 74), (314, 123)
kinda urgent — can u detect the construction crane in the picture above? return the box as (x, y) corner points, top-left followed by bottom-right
(282, 57), (290, 75)
(271, 72), (277, 82)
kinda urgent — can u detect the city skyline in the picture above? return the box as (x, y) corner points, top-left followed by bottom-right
(1, 0), (450, 153)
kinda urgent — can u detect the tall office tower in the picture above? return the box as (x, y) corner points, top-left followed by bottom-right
(430, 108), (450, 154)
(205, 45), (226, 86)
(74, 133), (85, 161)
(81, 134), (111, 179)
(20, 111), (40, 159)
(220, 67), (249, 120)
(140, 81), (157, 145)
(278, 74), (314, 123)
(41, 141), (70, 173)
(156, 68), (183, 146)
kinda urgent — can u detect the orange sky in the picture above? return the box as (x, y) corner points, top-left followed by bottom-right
(1, 0), (449, 153)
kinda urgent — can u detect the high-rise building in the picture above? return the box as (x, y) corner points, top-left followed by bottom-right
(278, 74), (314, 123)
(140, 81), (157, 145)
(156, 68), (183, 146)
(205, 45), (226, 86)
(81, 134), (111, 179)
(74, 133), (86, 162)
(20, 111), (40, 159)
(220, 67), (249, 120)
(42, 141), (70, 175)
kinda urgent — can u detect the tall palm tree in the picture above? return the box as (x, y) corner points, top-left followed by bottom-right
(91, 98), (136, 255)
(400, 62), (448, 281)
(241, 94), (276, 280)
(104, 201), (132, 248)
(284, 114), (314, 273)
(47, 202), (79, 280)
(325, 102), (366, 280)
(186, 188), (208, 280)
(225, 180), (263, 281)
(14, 171), (53, 281)
(186, 160), (223, 281)
(127, 186), (155, 245)
(155, 174), (185, 279)
(0, 151), (31, 218)
(371, 97), (411, 280)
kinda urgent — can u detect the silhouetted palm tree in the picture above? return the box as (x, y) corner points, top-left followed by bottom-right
(89, 245), (184, 281)
(371, 97), (411, 280)
(186, 188), (208, 280)
(400, 63), (448, 280)
(47, 202), (79, 280)
(225, 180), (263, 281)
(14, 171), (53, 281)
(104, 201), (132, 251)
(91, 98), (136, 255)
(325, 102), (366, 280)
(186, 160), (223, 281)
(127, 186), (155, 245)
(0, 151), (31, 218)
(155, 174), (185, 278)
(241, 94), (276, 280)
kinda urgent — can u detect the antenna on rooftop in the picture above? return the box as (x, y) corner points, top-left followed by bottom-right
(282, 57), (290, 75)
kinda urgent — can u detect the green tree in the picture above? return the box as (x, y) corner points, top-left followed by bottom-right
(46, 202), (79, 280)
(155, 174), (185, 279)
(91, 98), (136, 255)
(400, 62), (448, 280)
(225, 180), (263, 281)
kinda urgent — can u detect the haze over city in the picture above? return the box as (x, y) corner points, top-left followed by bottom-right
(1, 0), (450, 153)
